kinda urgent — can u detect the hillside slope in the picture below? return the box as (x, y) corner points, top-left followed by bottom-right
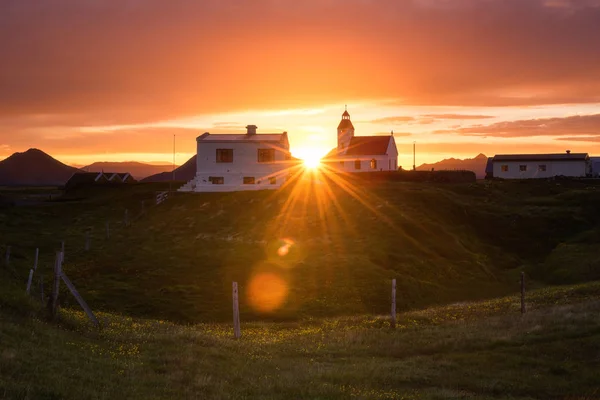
(417, 153), (488, 178)
(2, 178), (600, 323)
(0, 148), (80, 186)
(142, 155), (195, 182)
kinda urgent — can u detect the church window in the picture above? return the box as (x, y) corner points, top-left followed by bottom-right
(258, 149), (275, 163)
(209, 176), (224, 184)
(354, 160), (361, 170)
(216, 149), (233, 163)
(243, 177), (255, 184)
(370, 159), (377, 169)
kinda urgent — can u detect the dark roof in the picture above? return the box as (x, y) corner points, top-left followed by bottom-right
(65, 173), (101, 188)
(337, 119), (354, 130)
(492, 153), (589, 162)
(344, 136), (392, 156)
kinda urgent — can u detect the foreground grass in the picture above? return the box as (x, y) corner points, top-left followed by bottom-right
(2, 281), (599, 399)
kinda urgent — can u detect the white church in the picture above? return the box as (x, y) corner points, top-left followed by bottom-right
(179, 125), (298, 192)
(323, 108), (399, 172)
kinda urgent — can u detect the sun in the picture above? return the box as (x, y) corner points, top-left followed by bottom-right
(303, 154), (322, 169)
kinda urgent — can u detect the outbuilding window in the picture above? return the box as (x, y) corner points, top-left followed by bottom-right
(370, 159), (377, 169)
(216, 149), (233, 163)
(519, 165), (527, 172)
(538, 165), (547, 172)
(501, 165), (509, 172)
(209, 176), (224, 184)
(355, 160), (361, 170)
(243, 177), (255, 184)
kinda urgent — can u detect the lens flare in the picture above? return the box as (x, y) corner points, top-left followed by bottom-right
(277, 238), (294, 257)
(247, 272), (289, 313)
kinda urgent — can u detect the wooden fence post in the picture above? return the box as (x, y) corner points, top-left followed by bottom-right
(232, 282), (241, 339)
(5, 245), (10, 265)
(34, 248), (39, 271)
(51, 251), (62, 319)
(391, 279), (397, 328)
(61, 272), (100, 327)
(106, 222), (110, 239)
(520, 272), (526, 315)
(26, 270), (34, 294)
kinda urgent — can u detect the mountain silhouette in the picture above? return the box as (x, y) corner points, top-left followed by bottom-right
(141, 155), (196, 183)
(416, 153), (488, 179)
(0, 148), (81, 186)
(82, 161), (177, 180)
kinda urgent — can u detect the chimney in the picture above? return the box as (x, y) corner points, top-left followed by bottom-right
(566, 150), (571, 154)
(246, 125), (257, 135)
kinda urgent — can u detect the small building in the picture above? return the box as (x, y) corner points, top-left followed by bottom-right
(65, 172), (136, 190)
(590, 157), (600, 178)
(491, 152), (590, 179)
(179, 125), (297, 192)
(485, 157), (494, 179)
(323, 108), (399, 172)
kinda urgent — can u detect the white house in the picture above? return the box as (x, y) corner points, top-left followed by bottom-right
(491, 152), (590, 179)
(323, 108), (399, 172)
(179, 125), (297, 192)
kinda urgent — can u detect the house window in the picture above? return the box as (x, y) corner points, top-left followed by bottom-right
(355, 160), (361, 170)
(269, 177), (277, 185)
(216, 149), (233, 163)
(501, 165), (509, 172)
(258, 149), (275, 163)
(370, 159), (377, 169)
(519, 165), (527, 172)
(243, 177), (255, 184)
(209, 176), (224, 184)
(539, 165), (547, 172)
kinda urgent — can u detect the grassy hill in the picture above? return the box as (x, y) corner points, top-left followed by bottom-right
(1, 267), (599, 399)
(1, 175), (600, 323)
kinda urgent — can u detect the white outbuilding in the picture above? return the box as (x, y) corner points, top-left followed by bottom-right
(179, 125), (297, 192)
(491, 152), (590, 179)
(323, 108), (399, 172)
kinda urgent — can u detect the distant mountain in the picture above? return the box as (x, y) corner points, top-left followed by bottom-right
(0, 148), (81, 186)
(82, 161), (178, 180)
(142, 155), (196, 183)
(416, 153), (488, 179)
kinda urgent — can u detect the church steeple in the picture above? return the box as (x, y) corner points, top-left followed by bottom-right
(337, 105), (355, 153)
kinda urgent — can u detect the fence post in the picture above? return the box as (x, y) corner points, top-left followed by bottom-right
(26, 270), (34, 294)
(391, 279), (397, 328)
(5, 245), (10, 265)
(61, 272), (100, 327)
(34, 248), (39, 271)
(232, 282), (241, 339)
(51, 251), (62, 319)
(520, 272), (526, 315)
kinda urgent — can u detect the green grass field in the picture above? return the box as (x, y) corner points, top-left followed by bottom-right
(1, 178), (600, 399)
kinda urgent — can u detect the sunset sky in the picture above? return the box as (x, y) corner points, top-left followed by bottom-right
(1, 0), (600, 169)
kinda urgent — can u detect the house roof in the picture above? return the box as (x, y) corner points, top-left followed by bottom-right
(197, 132), (287, 143)
(493, 153), (589, 162)
(344, 136), (392, 156)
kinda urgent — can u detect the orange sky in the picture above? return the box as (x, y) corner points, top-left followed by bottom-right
(1, 0), (600, 168)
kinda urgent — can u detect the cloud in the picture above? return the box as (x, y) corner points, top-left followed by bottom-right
(422, 114), (496, 120)
(434, 114), (600, 137)
(555, 136), (600, 142)
(367, 116), (416, 124)
(1, 0), (600, 126)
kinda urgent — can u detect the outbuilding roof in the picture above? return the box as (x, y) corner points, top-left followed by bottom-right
(197, 132), (287, 143)
(492, 153), (589, 162)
